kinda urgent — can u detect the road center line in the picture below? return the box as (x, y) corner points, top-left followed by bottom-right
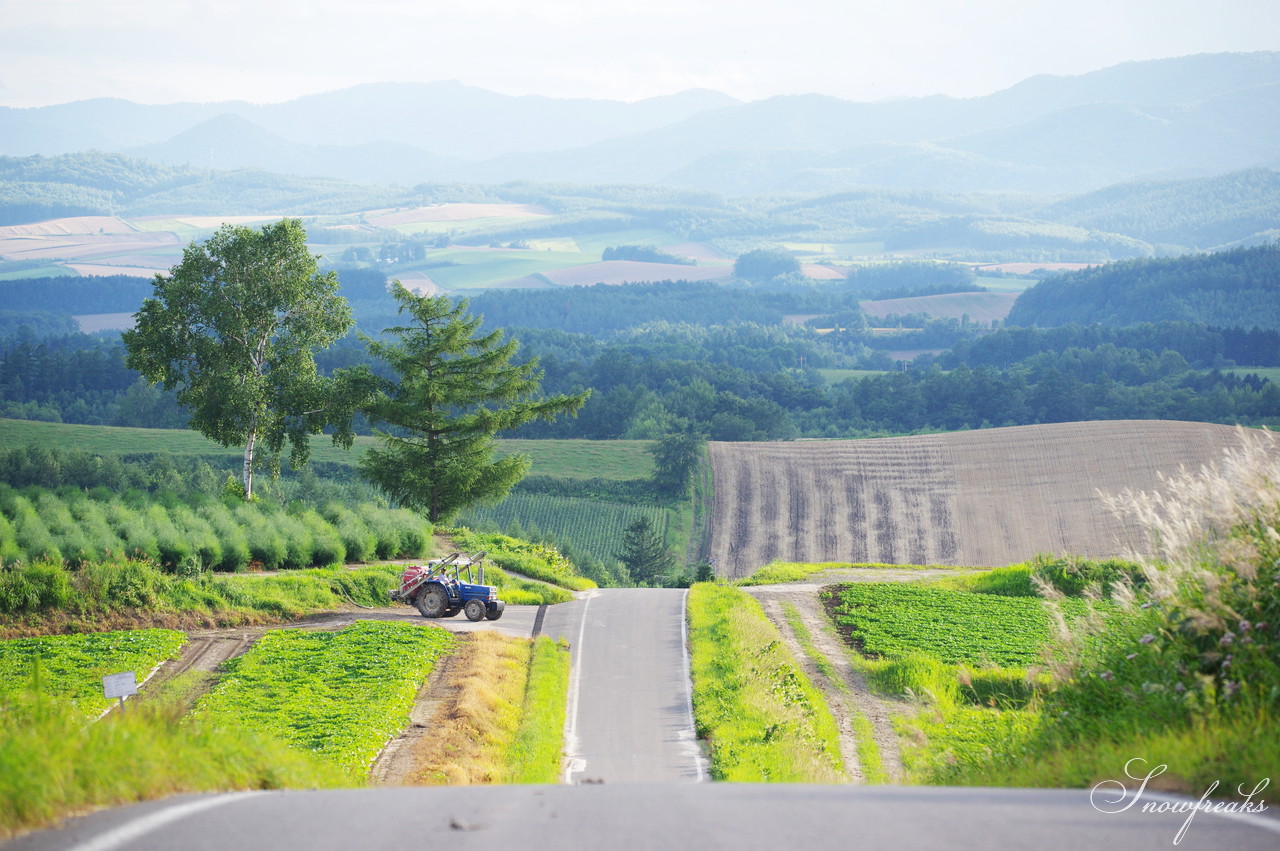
(66, 792), (264, 851)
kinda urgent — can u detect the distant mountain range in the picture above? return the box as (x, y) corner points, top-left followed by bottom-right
(1, 53), (1278, 196)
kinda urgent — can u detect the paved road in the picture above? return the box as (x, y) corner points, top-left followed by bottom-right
(337, 589), (706, 783)
(540, 588), (706, 784)
(8, 785), (1279, 851)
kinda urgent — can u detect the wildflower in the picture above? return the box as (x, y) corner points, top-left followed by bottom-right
(1099, 671), (1114, 681)
(1240, 620), (1251, 632)
(1141, 601), (1153, 609)
(1224, 681), (1240, 697)
(1139, 633), (1156, 644)
(1220, 632), (1235, 646)
(1174, 683), (1186, 693)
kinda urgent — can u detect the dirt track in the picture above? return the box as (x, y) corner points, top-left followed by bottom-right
(705, 420), (1274, 578)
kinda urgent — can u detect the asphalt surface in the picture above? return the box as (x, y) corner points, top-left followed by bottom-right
(543, 588), (707, 784)
(8, 785), (1279, 851)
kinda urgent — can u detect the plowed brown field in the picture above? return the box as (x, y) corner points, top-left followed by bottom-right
(705, 421), (1275, 578)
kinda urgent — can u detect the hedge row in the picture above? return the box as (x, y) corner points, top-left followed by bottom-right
(0, 486), (429, 571)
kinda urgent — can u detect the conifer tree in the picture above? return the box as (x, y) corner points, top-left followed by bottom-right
(616, 516), (675, 586)
(359, 282), (588, 521)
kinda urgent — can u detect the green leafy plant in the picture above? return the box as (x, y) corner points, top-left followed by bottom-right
(192, 620), (454, 780)
(0, 628), (185, 715)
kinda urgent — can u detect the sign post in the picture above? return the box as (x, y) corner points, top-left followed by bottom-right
(102, 671), (138, 713)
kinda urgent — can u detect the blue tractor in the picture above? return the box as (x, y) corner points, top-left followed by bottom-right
(390, 551), (505, 622)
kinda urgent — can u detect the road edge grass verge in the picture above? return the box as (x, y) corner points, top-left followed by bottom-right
(0, 674), (342, 841)
(404, 632), (569, 785)
(507, 636), (570, 783)
(779, 601), (887, 783)
(687, 583), (845, 782)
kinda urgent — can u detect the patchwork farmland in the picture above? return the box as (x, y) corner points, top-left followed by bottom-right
(704, 420), (1276, 578)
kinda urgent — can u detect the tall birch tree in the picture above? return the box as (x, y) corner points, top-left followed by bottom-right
(123, 219), (356, 499)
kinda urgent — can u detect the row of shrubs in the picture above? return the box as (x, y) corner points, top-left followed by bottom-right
(0, 485), (430, 572)
(0, 557), (403, 618)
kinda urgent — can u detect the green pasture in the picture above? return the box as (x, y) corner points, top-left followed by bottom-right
(0, 266), (73, 281)
(1226, 366), (1280, 382)
(973, 274), (1037, 293)
(0, 419), (653, 481)
(816, 368), (894, 384)
(401, 248), (586, 289)
(571, 229), (682, 257)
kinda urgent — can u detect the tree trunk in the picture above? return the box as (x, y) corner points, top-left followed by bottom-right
(242, 430), (256, 500)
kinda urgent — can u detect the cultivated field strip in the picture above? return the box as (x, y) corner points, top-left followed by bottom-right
(706, 420), (1274, 577)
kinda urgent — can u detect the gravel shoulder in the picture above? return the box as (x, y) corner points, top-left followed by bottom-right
(745, 581), (911, 784)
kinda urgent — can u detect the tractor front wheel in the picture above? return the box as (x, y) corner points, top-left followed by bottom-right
(415, 587), (448, 618)
(464, 599), (486, 622)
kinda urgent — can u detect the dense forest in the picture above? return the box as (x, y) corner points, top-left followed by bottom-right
(1006, 242), (1280, 329)
(1, 243), (1278, 438)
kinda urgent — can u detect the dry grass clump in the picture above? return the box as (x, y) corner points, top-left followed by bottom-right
(408, 632), (532, 785)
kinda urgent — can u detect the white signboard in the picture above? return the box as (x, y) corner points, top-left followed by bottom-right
(102, 671), (138, 700)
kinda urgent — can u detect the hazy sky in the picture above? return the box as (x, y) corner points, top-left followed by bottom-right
(1, 0), (1278, 107)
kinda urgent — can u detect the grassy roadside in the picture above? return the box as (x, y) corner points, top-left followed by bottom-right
(687, 583), (844, 782)
(736, 561), (967, 586)
(506, 637), (571, 783)
(405, 632), (569, 785)
(0, 562), (406, 638)
(0, 682), (344, 840)
(779, 602), (887, 783)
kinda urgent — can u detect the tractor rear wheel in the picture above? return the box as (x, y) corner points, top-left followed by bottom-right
(415, 586), (448, 618)
(464, 599), (486, 622)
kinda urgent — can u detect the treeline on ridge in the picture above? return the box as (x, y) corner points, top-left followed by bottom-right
(1007, 242), (1280, 329)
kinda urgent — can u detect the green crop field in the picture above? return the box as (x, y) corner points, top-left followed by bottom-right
(0, 628), (185, 716)
(0, 420), (653, 481)
(193, 620), (453, 780)
(460, 493), (668, 565)
(822, 583), (1094, 667)
(403, 248), (586, 289)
